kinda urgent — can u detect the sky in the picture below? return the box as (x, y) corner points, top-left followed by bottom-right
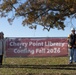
(0, 0), (76, 38)
(0, 16), (76, 38)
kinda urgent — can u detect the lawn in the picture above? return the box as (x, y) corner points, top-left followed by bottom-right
(0, 57), (76, 75)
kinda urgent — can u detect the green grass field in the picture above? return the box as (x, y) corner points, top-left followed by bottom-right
(0, 57), (76, 75)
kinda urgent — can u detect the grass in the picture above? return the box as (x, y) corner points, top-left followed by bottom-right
(0, 57), (76, 75)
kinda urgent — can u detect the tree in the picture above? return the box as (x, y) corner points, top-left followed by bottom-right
(0, 0), (76, 31)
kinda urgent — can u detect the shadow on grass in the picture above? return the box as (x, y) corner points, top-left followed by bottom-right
(0, 64), (76, 70)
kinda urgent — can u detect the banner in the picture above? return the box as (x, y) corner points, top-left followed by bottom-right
(5, 37), (68, 57)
